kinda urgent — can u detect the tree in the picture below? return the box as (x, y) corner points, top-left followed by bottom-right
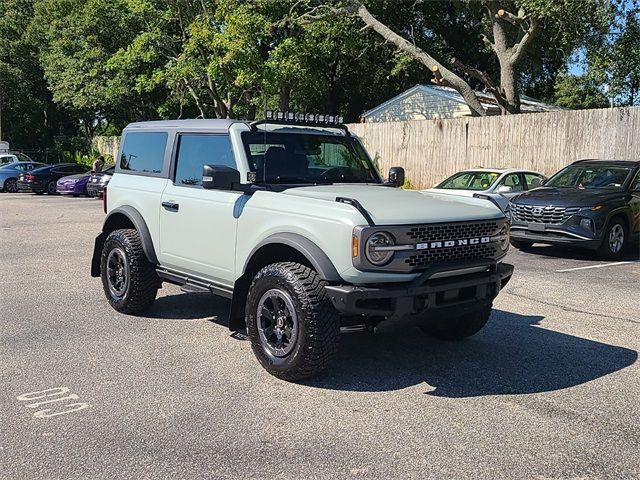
(0, 0), (76, 150)
(293, 0), (615, 115)
(554, 73), (610, 109)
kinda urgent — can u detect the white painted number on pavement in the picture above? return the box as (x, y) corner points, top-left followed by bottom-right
(16, 387), (89, 418)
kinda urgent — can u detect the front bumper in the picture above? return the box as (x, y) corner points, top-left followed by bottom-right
(510, 227), (601, 249)
(87, 182), (106, 196)
(325, 261), (513, 328)
(16, 180), (39, 192)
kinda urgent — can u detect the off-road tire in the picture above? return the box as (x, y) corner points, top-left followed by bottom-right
(420, 305), (492, 340)
(510, 239), (533, 250)
(246, 262), (340, 381)
(100, 228), (159, 314)
(596, 216), (628, 260)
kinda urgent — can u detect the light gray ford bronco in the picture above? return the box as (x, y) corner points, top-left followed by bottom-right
(91, 112), (514, 381)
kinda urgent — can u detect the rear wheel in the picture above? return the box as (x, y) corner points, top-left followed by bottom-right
(4, 178), (17, 193)
(510, 238), (533, 250)
(246, 262), (340, 381)
(597, 218), (627, 260)
(420, 306), (492, 340)
(100, 229), (159, 314)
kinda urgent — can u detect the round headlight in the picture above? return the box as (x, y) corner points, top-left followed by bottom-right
(365, 232), (395, 266)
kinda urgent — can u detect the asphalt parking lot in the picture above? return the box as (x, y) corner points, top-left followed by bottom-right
(1, 193), (639, 480)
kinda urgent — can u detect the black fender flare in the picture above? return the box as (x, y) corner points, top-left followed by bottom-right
(242, 233), (341, 282)
(90, 206), (158, 277)
(228, 233), (342, 331)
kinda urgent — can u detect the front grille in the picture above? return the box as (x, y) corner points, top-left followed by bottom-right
(512, 205), (580, 224)
(405, 243), (497, 269)
(404, 220), (500, 269)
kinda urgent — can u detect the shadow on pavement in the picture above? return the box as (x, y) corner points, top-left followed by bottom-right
(515, 244), (640, 261)
(138, 294), (637, 396)
(305, 309), (637, 396)
(141, 292), (230, 321)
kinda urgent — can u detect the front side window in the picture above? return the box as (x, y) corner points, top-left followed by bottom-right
(174, 134), (235, 187)
(546, 165), (632, 190)
(120, 132), (168, 174)
(241, 131), (380, 184)
(436, 171), (500, 191)
(497, 173), (524, 192)
(524, 173), (545, 189)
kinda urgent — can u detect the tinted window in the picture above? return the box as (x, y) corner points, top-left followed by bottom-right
(174, 135), (235, 187)
(120, 132), (168, 174)
(241, 132), (380, 184)
(437, 171), (500, 191)
(497, 173), (524, 192)
(524, 173), (545, 189)
(546, 165), (632, 190)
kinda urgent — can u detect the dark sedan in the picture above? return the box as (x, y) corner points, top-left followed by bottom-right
(16, 163), (90, 194)
(86, 165), (115, 197)
(508, 159), (640, 259)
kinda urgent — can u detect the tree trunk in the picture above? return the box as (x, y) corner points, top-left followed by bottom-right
(499, 59), (519, 113)
(348, 1), (486, 116)
(279, 85), (291, 111)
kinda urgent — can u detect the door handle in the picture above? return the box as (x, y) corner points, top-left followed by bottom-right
(162, 201), (179, 212)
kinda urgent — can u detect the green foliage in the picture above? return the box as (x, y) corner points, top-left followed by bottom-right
(0, 0), (633, 154)
(554, 73), (610, 109)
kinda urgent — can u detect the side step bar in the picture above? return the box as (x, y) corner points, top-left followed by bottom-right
(156, 268), (234, 299)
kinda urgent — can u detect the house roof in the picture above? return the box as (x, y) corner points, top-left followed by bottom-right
(362, 84), (563, 118)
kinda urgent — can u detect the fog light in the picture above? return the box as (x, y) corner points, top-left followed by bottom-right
(580, 218), (594, 233)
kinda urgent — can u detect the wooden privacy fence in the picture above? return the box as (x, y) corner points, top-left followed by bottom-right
(348, 106), (640, 189)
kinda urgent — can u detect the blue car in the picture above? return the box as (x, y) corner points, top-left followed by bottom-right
(0, 161), (46, 193)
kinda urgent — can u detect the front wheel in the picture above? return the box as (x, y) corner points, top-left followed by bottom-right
(420, 306), (492, 340)
(597, 218), (627, 259)
(46, 181), (57, 194)
(100, 229), (159, 314)
(246, 262), (340, 381)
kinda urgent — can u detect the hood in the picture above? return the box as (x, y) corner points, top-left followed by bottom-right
(512, 187), (625, 207)
(280, 184), (504, 225)
(422, 188), (481, 198)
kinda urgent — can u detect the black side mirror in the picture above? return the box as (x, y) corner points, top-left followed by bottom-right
(387, 166), (405, 188)
(202, 164), (240, 190)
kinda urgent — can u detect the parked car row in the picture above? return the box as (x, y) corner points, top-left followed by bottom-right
(427, 160), (640, 259)
(0, 162), (114, 197)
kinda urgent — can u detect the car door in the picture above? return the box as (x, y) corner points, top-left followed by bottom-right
(159, 133), (241, 285)
(492, 173), (525, 210)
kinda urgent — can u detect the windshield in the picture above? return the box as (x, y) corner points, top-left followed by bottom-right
(241, 131), (381, 185)
(436, 171), (500, 191)
(546, 165), (632, 190)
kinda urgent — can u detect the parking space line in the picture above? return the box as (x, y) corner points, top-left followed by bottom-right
(556, 261), (638, 273)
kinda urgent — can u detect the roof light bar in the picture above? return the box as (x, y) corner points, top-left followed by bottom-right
(263, 110), (345, 125)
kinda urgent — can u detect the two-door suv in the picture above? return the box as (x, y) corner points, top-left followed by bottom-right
(91, 113), (513, 381)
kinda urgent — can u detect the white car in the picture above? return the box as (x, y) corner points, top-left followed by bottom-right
(424, 168), (547, 211)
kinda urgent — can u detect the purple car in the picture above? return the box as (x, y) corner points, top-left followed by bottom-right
(56, 172), (91, 196)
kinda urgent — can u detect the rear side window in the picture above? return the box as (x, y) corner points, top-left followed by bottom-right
(174, 134), (235, 187)
(120, 132), (168, 174)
